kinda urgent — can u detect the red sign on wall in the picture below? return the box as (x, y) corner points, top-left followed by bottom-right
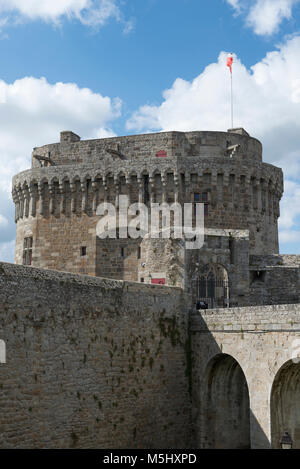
(156, 150), (167, 158)
(151, 278), (166, 285)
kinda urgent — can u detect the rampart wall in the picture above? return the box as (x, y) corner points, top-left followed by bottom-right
(0, 262), (191, 449)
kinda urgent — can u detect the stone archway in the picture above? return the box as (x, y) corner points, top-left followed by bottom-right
(193, 263), (229, 308)
(200, 354), (251, 449)
(271, 359), (300, 449)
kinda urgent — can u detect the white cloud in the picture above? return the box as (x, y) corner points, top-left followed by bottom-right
(0, 214), (8, 227)
(0, 0), (131, 31)
(0, 240), (15, 263)
(226, 0), (242, 13)
(0, 0), (89, 20)
(0, 76), (121, 262)
(280, 230), (300, 243)
(226, 0), (300, 36)
(247, 0), (300, 36)
(279, 180), (300, 230)
(127, 35), (300, 252)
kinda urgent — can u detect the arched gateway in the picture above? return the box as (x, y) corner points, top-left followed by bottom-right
(271, 359), (300, 449)
(193, 263), (230, 308)
(200, 354), (251, 449)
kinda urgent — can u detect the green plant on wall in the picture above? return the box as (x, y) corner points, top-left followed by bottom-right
(158, 315), (181, 347)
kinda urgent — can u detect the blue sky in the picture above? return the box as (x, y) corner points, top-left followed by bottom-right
(0, 0), (300, 261)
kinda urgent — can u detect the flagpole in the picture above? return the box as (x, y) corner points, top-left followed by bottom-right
(231, 68), (233, 128)
(227, 53), (234, 129)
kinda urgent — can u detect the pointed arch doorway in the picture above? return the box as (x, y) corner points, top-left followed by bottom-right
(193, 263), (230, 308)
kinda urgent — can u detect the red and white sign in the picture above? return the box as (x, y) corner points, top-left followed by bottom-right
(151, 278), (166, 285)
(156, 150), (167, 158)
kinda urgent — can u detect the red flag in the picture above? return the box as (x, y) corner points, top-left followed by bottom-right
(227, 54), (233, 74)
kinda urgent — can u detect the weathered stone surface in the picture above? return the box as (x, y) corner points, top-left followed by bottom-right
(191, 305), (300, 449)
(0, 262), (191, 449)
(6, 129), (300, 450)
(12, 130), (283, 283)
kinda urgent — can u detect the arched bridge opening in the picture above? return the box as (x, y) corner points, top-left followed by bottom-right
(200, 353), (251, 449)
(271, 359), (300, 449)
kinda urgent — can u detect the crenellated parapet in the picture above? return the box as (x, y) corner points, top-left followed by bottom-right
(12, 158), (283, 226)
(30, 128), (264, 168)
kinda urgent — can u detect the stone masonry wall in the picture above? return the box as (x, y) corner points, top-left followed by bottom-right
(249, 267), (300, 306)
(191, 304), (300, 448)
(249, 254), (300, 306)
(0, 262), (191, 449)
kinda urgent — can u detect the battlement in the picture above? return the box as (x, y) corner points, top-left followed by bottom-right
(60, 130), (81, 143)
(30, 129), (263, 167)
(191, 303), (300, 332)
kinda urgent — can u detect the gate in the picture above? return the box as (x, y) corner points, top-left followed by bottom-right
(192, 263), (230, 308)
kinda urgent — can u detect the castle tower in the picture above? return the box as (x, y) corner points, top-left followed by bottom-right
(12, 129), (283, 298)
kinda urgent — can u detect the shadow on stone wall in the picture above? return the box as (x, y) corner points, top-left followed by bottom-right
(191, 313), (270, 449)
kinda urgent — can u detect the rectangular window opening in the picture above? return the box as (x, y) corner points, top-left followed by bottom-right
(23, 237), (33, 266)
(229, 239), (235, 264)
(202, 192), (208, 203)
(250, 270), (267, 283)
(143, 175), (150, 204)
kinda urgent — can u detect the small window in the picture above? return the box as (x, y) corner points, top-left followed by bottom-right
(81, 246), (87, 256)
(138, 247), (141, 259)
(23, 237), (33, 265)
(202, 192), (208, 203)
(250, 271), (266, 283)
(121, 247), (125, 258)
(204, 204), (209, 216)
(229, 239), (234, 264)
(140, 278), (144, 283)
(193, 193), (201, 216)
(143, 175), (150, 204)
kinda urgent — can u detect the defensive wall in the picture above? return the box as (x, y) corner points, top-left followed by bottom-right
(1, 262), (300, 448)
(0, 262), (191, 449)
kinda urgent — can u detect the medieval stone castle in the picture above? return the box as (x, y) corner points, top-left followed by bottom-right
(0, 128), (299, 448)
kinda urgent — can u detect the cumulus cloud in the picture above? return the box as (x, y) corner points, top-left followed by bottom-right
(0, 240), (15, 263)
(247, 0), (300, 35)
(278, 180), (300, 246)
(127, 35), (300, 252)
(0, 214), (8, 227)
(226, 0), (300, 36)
(0, 0), (132, 31)
(226, 0), (242, 13)
(0, 76), (121, 262)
